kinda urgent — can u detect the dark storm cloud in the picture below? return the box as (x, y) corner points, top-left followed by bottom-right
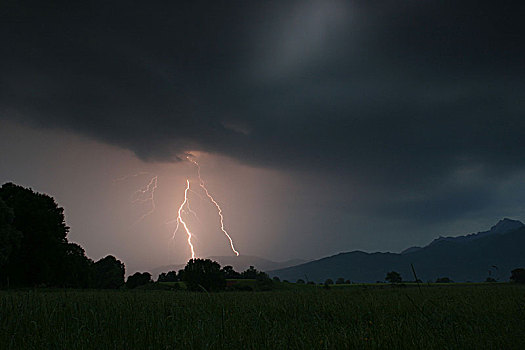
(1, 0), (524, 219)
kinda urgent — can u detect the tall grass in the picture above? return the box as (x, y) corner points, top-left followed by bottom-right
(1, 284), (524, 349)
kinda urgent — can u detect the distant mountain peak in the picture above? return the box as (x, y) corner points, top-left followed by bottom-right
(489, 218), (524, 234)
(426, 218), (524, 247)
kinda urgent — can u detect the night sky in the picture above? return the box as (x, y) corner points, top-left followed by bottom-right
(1, 1), (524, 273)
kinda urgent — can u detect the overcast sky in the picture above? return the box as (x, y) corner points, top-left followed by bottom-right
(1, 1), (524, 273)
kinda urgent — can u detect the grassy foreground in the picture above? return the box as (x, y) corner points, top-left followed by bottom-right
(1, 284), (524, 349)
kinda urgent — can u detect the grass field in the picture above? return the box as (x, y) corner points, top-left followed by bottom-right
(1, 284), (524, 349)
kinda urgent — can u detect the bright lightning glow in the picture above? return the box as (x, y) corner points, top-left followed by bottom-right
(172, 180), (196, 259)
(188, 157), (240, 256)
(131, 175), (158, 225)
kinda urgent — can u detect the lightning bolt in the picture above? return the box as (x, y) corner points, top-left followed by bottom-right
(131, 175), (158, 225)
(115, 159), (238, 259)
(187, 157), (240, 256)
(185, 200), (199, 220)
(172, 179), (196, 259)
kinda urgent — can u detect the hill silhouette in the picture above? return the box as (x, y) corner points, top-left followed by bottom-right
(269, 219), (525, 283)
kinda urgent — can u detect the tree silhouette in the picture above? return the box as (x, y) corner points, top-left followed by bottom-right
(126, 272), (152, 289)
(241, 265), (258, 279)
(157, 270), (178, 282)
(0, 198), (22, 284)
(0, 183), (71, 286)
(0, 182), (128, 289)
(93, 255), (125, 289)
(385, 271), (402, 283)
(222, 265), (241, 279)
(58, 243), (94, 288)
(182, 258), (226, 292)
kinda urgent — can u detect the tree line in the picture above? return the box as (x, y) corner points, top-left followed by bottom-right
(298, 269), (525, 285)
(158, 259), (273, 291)
(0, 182), (125, 288)
(0, 182), (273, 291)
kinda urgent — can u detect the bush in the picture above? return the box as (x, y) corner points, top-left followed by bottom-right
(510, 268), (525, 283)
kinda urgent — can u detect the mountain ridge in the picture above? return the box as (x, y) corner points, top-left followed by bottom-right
(401, 218), (523, 254)
(269, 219), (525, 283)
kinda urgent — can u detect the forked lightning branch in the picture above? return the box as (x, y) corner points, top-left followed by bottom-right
(121, 156), (240, 259)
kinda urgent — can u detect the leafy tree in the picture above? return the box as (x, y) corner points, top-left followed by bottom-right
(272, 276), (280, 282)
(92, 255), (125, 289)
(324, 278), (334, 285)
(241, 265), (258, 279)
(0, 182), (128, 289)
(0, 198), (22, 283)
(335, 277), (345, 285)
(0, 183), (70, 286)
(510, 268), (525, 283)
(126, 272), (152, 289)
(254, 270), (273, 291)
(58, 243), (94, 288)
(157, 272), (167, 282)
(182, 258), (226, 292)
(485, 277), (497, 283)
(435, 277), (453, 283)
(239, 265), (272, 290)
(157, 270), (178, 282)
(222, 265), (241, 279)
(385, 271), (402, 284)
(296, 279), (305, 284)
(345, 279), (351, 284)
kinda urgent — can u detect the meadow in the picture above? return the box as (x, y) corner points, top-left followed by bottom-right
(1, 284), (524, 349)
